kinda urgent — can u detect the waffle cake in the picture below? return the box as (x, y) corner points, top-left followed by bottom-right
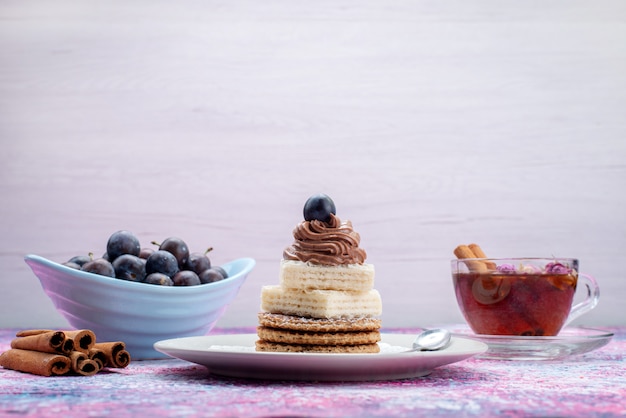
(256, 194), (382, 353)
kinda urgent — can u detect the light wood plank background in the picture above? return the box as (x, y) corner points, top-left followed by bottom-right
(1, 0), (625, 329)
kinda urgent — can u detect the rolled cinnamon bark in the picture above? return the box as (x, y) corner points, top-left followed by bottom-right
(88, 348), (107, 370)
(454, 245), (487, 272)
(11, 331), (73, 355)
(15, 329), (53, 337)
(64, 330), (96, 354)
(0, 349), (71, 376)
(69, 351), (100, 376)
(16, 329), (96, 354)
(468, 243), (497, 270)
(93, 342), (130, 368)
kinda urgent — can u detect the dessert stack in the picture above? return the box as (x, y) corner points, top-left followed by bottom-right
(256, 194), (383, 353)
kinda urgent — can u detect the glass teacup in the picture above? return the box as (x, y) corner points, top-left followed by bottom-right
(451, 258), (600, 336)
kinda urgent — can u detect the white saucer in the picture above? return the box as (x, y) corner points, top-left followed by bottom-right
(154, 333), (487, 381)
(450, 326), (613, 361)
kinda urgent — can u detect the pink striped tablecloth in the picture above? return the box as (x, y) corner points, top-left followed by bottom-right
(1, 327), (624, 417)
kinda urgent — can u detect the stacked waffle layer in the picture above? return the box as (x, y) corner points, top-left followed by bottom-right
(256, 260), (382, 353)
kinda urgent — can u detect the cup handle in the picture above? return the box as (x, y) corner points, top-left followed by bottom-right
(563, 273), (600, 327)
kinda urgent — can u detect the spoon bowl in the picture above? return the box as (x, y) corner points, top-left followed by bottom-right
(407, 328), (452, 352)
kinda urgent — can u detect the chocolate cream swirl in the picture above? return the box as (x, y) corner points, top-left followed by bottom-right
(283, 214), (367, 266)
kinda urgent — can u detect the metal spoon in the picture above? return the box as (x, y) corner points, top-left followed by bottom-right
(406, 328), (452, 352)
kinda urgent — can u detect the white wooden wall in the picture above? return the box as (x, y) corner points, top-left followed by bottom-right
(1, 0), (624, 329)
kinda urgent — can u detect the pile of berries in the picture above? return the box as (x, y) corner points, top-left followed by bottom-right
(63, 231), (228, 286)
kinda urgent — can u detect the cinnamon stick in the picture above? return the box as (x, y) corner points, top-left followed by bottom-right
(11, 331), (73, 355)
(468, 243), (497, 270)
(16, 329), (97, 354)
(69, 351), (100, 376)
(453, 245), (487, 272)
(93, 342), (130, 368)
(88, 348), (107, 370)
(0, 349), (71, 376)
(15, 329), (54, 337)
(64, 330), (96, 354)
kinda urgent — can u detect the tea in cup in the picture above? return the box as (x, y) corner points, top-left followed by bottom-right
(451, 245), (599, 336)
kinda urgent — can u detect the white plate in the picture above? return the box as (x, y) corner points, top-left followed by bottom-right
(450, 326), (613, 361)
(154, 333), (487, 381)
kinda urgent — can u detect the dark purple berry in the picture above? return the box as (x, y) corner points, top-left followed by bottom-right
(199, 268), (225, 284)
(67, 255), (91, 267)
(81, 258), (115, 277)
(112, 254), (146, 282)
(139, 247), (154, 260)
(155, 237), (189, 269)
(303, 194), (336, 222)
(106, 230), (141, 261)
(145, 273), (173, 286)
(172, 270), (201, 286)
(211, 265), (228, 279)
(145, 250), (179, 277)
(187, 248), (212, 275)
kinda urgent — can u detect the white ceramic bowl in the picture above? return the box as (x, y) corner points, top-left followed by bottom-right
(25, 254), (255, 359)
